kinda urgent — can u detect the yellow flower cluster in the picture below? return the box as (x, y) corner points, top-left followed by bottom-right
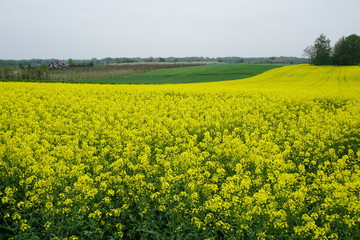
(0, 65), (359, 239)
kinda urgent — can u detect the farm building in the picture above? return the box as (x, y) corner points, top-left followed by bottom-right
(48, 61), (69, 69)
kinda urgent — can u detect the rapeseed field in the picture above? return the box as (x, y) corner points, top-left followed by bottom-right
(1, 65), (359, 239)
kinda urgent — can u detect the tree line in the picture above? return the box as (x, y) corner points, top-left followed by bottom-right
(0, 65), (49, 81)
(303, 34), (360, 66)
(0, 56), (308, 68)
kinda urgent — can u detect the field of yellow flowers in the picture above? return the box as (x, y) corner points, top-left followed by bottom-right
(1, 65), (359, 239)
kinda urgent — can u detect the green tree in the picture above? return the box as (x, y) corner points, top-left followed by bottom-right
(147, 57), (155, 62)
(313, 34), (332, 65)
(333, 34), (360, 65)
(68, 58), (75, 67)
(18, 62), (25, 69)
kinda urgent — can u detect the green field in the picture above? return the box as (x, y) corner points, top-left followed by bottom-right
(77, 64), (285, 84)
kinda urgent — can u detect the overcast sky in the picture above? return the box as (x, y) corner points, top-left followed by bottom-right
(0, 0), (359, 60)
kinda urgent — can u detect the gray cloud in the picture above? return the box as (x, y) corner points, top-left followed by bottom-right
(1, 0), (359, 59)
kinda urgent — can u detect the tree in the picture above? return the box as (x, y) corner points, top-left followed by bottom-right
(235, 58), (245, 63)
(147, 57), (155, 62)
(18, 62), (25, 69)
(333, 34), (360, 65)
(68, 58), (75, 67)
(302, 45), (316, 65)
(313, 34), (332, 65)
